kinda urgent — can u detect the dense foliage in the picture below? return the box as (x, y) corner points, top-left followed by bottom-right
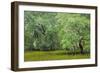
(24, 11), (90, 54)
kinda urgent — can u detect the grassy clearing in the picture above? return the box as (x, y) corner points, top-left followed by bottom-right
(24, 50), (90, 61)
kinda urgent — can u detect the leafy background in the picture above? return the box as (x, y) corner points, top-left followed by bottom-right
(24, 11), (90, 61)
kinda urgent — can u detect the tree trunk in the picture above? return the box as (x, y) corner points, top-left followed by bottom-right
(79, 37), (84, 54)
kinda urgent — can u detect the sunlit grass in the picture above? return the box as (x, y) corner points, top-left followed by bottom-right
(24, 50), (90, 61)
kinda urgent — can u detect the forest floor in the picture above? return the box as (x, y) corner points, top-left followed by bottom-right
(24, 50), (90, 61)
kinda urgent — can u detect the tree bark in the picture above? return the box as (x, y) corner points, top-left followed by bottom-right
(79, 37), (84, 54)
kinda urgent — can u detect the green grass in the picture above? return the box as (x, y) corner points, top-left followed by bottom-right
(24, 50), (90, 61)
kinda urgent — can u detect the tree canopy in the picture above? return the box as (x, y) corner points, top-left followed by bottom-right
(24, 11), (90, 54)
